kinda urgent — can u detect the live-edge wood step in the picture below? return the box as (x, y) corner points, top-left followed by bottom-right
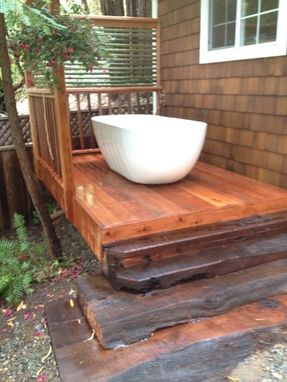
(76, 259), (287, 349)
(103, 211), (287, 290)
(111, 232), (287, 290)
(47, 294), (287, 382)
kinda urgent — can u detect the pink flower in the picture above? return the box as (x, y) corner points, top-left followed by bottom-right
(47, 59), (56, 67)
(2, 308), (13, 318)
(37, 373), (49, 382)
(35, 330), (43, 337)
(20, 43), (30, 50)
(23, 311), (34, 321)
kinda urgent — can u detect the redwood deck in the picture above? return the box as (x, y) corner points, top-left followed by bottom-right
(72, 153), (287, 261)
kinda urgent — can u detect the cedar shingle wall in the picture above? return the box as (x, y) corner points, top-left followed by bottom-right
(159, 0), (287, 188)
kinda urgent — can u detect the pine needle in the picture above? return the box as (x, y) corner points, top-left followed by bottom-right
(84, 329), (95, 342)
(41, 345), (52, 363)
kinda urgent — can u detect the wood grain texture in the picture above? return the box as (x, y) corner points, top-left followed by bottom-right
(47, 294), (287, 382)
(104, 211), (287, 290)
(54, 68), (74, 220)
(77, 259), (287, 349)
(108, 233), (287, 291)
(72, 153), (287, 259)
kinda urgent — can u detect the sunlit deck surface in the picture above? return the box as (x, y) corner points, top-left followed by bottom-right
(72, 153), (287, 259)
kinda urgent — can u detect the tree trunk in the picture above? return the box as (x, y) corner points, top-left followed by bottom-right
(0, 13), (61, 258)
(100, 0), (124, 15)
(81, 0), (90, 13)
(126, 0), (151, 17)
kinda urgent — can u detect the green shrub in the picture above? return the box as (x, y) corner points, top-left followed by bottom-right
(0, 215), (33, 306)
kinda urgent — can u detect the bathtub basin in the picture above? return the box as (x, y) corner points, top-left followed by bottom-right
(91, 114), (207, 184)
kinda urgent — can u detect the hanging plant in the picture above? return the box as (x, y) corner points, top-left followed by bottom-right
(9, 13), (107, 86)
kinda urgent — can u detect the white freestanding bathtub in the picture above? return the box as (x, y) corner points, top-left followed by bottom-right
(91, 114), (207, 184)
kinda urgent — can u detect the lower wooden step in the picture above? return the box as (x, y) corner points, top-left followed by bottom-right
(47, 294), (287, 382)
(103, 211), (287, 291)
(77, 259), (287, 349)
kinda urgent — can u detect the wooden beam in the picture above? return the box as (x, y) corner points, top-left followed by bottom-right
(47, 294), (287, 381)
(77, 259), (287, 349)
(71, 15), (159, 29)
(66, 86), (161, 94)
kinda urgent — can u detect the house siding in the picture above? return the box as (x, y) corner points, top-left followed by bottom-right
(159, 0), (287, 188)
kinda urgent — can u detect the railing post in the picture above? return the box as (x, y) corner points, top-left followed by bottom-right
(48, 0), (74, 220)
(53, 67), (74, 221)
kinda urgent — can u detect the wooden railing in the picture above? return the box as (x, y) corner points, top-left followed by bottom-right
(67, 86), (160, 151)
(28, 88), (67, 210)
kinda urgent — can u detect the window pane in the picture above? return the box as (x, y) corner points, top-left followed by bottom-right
(227, 0), (237, 21)
(212, 0), (226, 25)
(261, 0), (278, 12)
(241, 16), (258, 45)
(242, 0), (259, 16)
(227, 22), (236, 45)
(259, 11), (278, 43)
(212, 25), (226, 48)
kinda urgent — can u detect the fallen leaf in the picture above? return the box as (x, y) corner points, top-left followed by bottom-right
(69, 288), (76, 296)
(7, 321), (14, 328)
(16, 301), (27, 312)
(227, 376), (241, 382)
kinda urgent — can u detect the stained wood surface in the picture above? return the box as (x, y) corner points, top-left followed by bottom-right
(73, 153), (287, 259)
(77, 259), (287, 349)
(47, 294), (287, 382)
(105, 211), (287, 290)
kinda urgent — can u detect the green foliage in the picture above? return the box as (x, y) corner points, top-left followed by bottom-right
(0, 227), (33, 307)
(0, 213), (46, 306)
(32, 202), (59, 225)
(8, 5), (107, 86)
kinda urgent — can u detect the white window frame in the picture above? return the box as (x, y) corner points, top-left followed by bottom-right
(200, 0), (287, 64)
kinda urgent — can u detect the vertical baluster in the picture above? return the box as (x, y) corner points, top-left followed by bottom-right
(76, 94), (85, 150)
(98, 93), (103, 115)
(87, 93), (96, 148)
(146, 93), (151, 114)
(128, 93), (132, 114)
(41, 97), (49, 165)
(136, 93), (140, 113)
(118, 94), (122, 114)
(108, 93), (112, 114)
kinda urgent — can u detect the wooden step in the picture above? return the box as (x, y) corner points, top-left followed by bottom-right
(47, 294), (287, 382)
(111, 233), (287, 290)
(103, 211), (287, 290)
(76, 259), (287, 349)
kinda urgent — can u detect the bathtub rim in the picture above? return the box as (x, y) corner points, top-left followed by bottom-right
(91, 114), (207, 132)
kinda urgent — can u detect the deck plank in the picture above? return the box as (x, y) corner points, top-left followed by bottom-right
(72, 154), (287, 258)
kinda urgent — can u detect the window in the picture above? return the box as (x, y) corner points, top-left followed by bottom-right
(200, 0), (287, 63)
